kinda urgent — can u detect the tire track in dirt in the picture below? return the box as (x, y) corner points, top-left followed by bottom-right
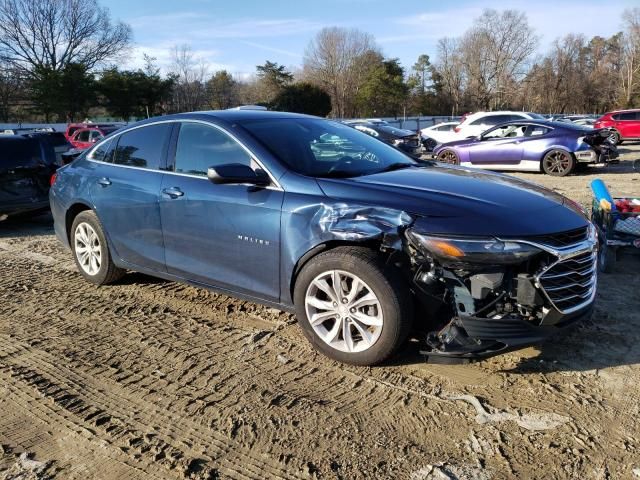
(0, 239), (474, 479)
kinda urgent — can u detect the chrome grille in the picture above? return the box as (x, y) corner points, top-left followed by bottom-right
(525, 226), (589, 248)
(538, 250), (597, 313)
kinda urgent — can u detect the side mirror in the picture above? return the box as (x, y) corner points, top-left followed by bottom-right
(207, 163), (270, 186)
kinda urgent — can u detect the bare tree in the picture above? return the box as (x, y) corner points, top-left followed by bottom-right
(303, 27), (380, 117)
(620, 8), (640, 107)
(169, 44), (209, 112)
(0, 60), (22, 121)
(434, 38), (464, 116)
(0, 0), (131, 74)
(459, 9), (538, 109)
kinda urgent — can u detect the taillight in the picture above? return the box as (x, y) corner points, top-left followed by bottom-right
(50, 173), (57, 186)
(454, 126), (461, 133)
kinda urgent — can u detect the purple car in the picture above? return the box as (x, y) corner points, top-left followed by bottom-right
(434, 120), (618, 177)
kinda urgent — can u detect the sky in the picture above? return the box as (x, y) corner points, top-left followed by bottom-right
(105, 0), (638, 78)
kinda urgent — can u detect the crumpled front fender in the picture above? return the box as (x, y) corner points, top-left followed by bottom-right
(280, 195), (414, 305)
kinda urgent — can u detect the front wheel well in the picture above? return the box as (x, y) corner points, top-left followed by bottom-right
(65, 203), (92, 243)
(290, 240), (383, 301)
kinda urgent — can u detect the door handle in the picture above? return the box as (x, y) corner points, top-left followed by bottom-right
(97, 177), (111, 187)
(162, 187), (184, 199)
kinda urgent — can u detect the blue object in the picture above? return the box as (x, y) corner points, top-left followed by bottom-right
(49, 111), (599, 364)
(590, 178), (616, 210)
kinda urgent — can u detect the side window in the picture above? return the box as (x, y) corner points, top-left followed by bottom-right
(90, 130), (103, 142)
(612, 114), (621, 121)
(87, 138), (115, 163)
(618, 112), (637, 121)
(525, 126), (550, 137)
(113, 123), (171, 170)
(173, 122), (252, 176)
(76, 130), (91, 142)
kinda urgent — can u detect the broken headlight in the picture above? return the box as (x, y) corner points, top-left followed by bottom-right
(406, 230), (542, 265)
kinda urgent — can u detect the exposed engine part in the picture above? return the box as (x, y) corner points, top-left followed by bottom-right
(469, 272), (504, 300)
(515, 273), (544, 307)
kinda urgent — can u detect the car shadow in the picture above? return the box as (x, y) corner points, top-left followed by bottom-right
(0, 211), (54, 238)
(577, 159), (639, 176)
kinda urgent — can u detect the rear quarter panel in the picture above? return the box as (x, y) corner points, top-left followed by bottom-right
(49, 157), (100, 248)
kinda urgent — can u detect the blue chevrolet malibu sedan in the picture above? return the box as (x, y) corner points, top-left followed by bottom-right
(50, 110), (598, 365)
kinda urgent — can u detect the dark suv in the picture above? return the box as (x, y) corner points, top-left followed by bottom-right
(1, 135), (58, 219)
(50, 111), (597, 365)
(594, 109), (640, 144)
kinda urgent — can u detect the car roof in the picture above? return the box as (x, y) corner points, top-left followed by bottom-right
(606, 108), (640, 114)
(490, 119), (592, 130)
(120, 110), (318, 131)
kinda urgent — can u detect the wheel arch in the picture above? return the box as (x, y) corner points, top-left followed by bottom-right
(289, 239), (385, 303)
(65, 202), (93, 244)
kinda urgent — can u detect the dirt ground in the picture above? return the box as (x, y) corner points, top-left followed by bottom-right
(1, 146), (640, 480)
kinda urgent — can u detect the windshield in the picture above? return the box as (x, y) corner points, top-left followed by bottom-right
(238, 118), (417, 178)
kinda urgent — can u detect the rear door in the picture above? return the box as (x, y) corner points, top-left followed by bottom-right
(89, 123), (173, 272)
(159, 121), (283, 301)
(615, 112), (640, 138)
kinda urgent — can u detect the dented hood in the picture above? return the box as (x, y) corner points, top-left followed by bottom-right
(316, 164), (589, 237)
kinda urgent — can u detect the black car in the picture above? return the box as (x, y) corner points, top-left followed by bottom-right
(0, 135), (58, 220)
(21, 131), (72, 166)
(346, 121), (423, 157)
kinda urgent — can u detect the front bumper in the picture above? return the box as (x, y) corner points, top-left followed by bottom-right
(422, 304), (593, 360)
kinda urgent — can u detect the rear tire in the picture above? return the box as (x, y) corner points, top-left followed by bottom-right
(437, 149), (460, 165)
(71, 210), (125, 285)
(293, 247), (413, 366)
(542, 149), (575, 177)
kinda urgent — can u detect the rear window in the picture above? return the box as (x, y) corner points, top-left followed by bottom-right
(0, 138), (44, 169)
(113, 124), (172, 170)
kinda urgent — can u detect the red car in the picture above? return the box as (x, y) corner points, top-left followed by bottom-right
(64, 123), (119, 141)
(594, 109), (640, 144)
(68, 126), (119, 150)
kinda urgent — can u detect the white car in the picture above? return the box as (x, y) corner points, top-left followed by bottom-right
(455, 111), (546, 138)
(420, 121), (460, 144)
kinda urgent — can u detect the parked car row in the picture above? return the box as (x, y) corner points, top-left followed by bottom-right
(414, 108), (640, 176)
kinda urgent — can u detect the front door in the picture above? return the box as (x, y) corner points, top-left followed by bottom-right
(467, 124), (526, 165)
(159, 121), (283, 301)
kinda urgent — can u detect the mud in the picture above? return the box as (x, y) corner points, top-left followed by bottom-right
(1, 146), (639, 479)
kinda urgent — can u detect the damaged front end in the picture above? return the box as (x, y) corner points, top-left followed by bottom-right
(401, 222), (598, 360)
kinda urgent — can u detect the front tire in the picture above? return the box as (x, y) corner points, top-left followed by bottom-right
(293, 247), (413, 366)
(542, 149), (575, 177)
(71, 210), (125, 285)
(598, 245), (616, 273)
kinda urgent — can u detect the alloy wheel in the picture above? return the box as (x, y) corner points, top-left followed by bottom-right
(544, 151), (571, 175)
(74, 222), (102, 275)
(304, 270), (383, 353)
(438, 150), (459, 164)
